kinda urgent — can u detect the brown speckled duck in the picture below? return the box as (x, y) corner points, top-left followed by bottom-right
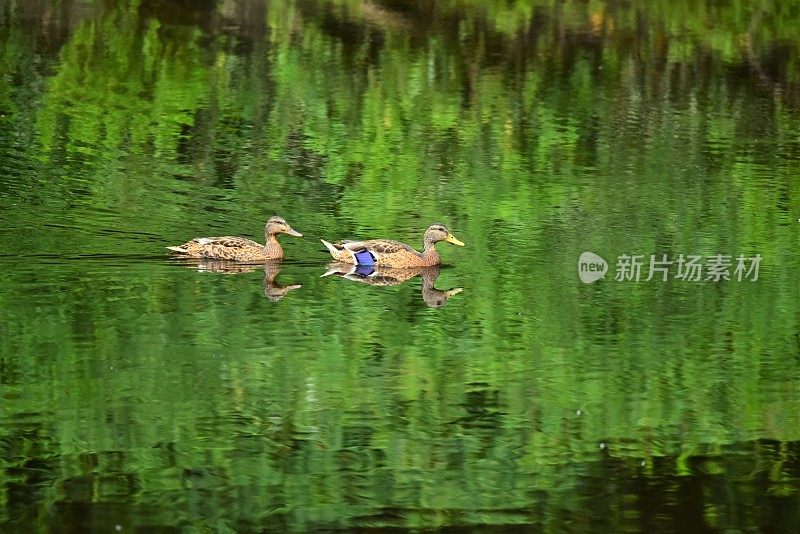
(320, 223), (464, 268)
(167, 216), (302, 262)
(322, 263), (463, 308)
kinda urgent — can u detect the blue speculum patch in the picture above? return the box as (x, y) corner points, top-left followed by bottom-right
(355, 264), (375, 276)
(354, 250), (375, 265)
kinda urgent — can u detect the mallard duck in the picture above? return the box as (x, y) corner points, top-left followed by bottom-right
(320, 223), (464, 268)
(322, 263), (463, 308)
(167, 216), (302, 262)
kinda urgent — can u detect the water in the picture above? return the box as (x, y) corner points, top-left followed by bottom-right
(1, 0), (799, 531)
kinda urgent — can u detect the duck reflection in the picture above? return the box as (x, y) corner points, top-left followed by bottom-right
(262, 262), (302, 302)
(186, 260), (302, 302)
(322, 263), (463, 308)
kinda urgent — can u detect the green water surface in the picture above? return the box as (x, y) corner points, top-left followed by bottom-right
(1, 0), (799, 532)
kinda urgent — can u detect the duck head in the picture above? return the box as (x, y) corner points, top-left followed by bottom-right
(423, 223), (464, 247)
(266, 216), (303, 238)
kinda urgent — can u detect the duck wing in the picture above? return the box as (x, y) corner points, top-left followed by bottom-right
(195, 236), (260, 248)
(345, 240), (415, 254)
(167, 236), (262, 259)
(338, 240), (414, 265)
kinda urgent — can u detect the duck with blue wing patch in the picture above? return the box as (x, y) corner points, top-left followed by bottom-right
(320, 223), (464, 268)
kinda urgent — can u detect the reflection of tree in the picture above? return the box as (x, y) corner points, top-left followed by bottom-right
(0, 1), (798, 530)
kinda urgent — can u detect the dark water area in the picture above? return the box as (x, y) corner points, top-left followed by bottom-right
(1, 0), (799, 531)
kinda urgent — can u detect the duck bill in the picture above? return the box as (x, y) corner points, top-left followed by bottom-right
(285, 227), (303, 237)
(445, 233), (465, 246)
(444, 287), (464, 298)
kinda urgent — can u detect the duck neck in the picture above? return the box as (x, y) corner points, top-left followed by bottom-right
(421, 241), (440, 266)
(264, 233), (283, 258)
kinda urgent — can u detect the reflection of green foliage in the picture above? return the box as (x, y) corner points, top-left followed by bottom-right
(37, 12), (210, 160)
(0, 0), (799, 531)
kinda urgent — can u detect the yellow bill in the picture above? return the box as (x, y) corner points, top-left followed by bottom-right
(445, 233), (465, 246)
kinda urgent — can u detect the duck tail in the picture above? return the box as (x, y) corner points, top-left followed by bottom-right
(166, 245), (186, 253)
(320, 239), (340, 259)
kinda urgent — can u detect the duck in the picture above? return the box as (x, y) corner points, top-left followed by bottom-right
(321, 263), (463, 308)
(167, 216), (302, 262)
(320, 223), (464, 268)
